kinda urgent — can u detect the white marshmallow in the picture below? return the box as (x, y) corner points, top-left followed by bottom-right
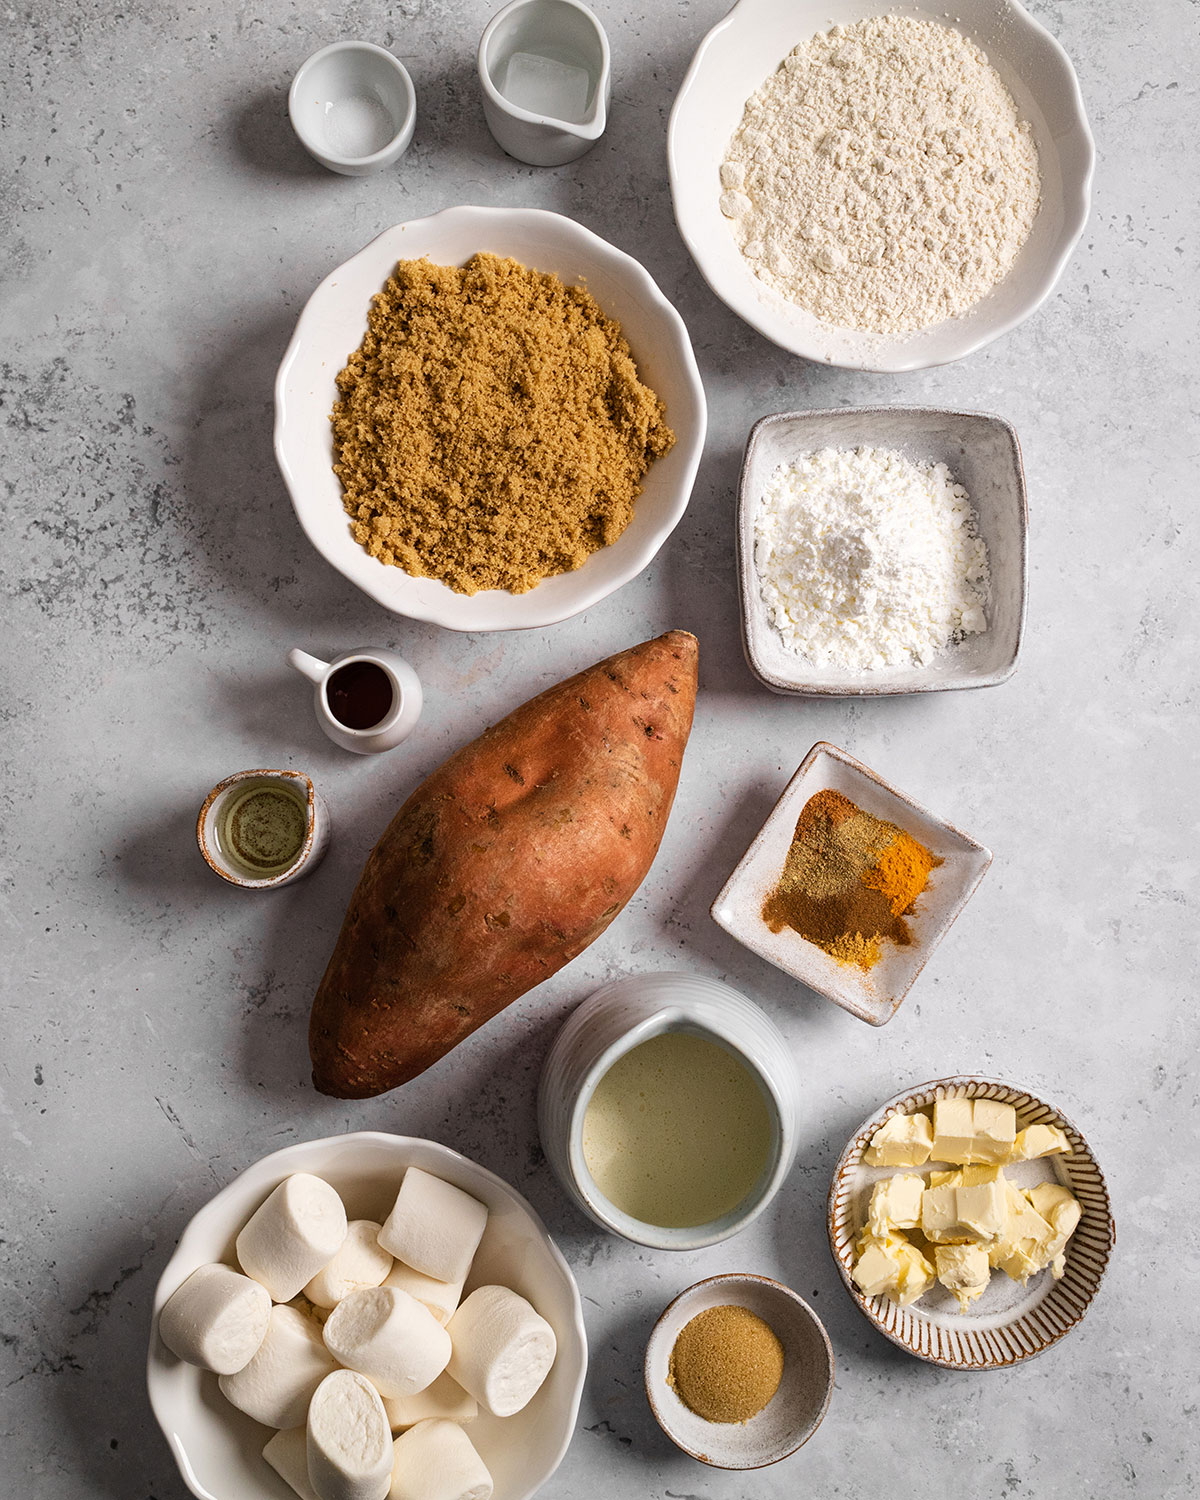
(382, 1261), (464, 1327)
(263, 1427), (319, 1500)
(378, 1170), (487, 1286)
(158, 1262), (271, 1374)
(323, 1286), (451, 1399)
(305, 1221), (393, 1310)
(307, 1370), (393, 1500)
(289, 1294), (331, 1327)
(237, 1174), (348, 1303)
(446, 1286), (556, 1418)
(388, 1420), (493, 1500)
(219, 1303), (338, 1428)
(382, 1372), (478, 1432)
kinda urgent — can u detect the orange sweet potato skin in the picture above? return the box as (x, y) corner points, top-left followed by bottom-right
(309, 630), (698, 1098)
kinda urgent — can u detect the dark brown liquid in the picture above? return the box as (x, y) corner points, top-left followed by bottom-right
(326, 660), (394, 730)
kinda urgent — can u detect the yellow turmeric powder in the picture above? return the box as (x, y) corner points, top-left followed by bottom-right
(762, 789), (938, 971)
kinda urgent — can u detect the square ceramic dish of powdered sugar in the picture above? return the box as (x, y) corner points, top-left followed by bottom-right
(710, 741), (991, 1024)
(737, 407), (1028, 696)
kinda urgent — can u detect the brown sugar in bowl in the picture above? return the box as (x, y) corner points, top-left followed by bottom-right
(644, 1274), (833, 1469)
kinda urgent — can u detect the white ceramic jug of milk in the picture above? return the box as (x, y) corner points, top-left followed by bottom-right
(478, 0), (611, 166)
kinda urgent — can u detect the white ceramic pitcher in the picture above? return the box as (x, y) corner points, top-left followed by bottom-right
(478, 0), (611, 167)
(538, 971), (800, 1250)
(288, 647), (423, 755)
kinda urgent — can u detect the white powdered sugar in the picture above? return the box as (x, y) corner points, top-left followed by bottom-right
(755, 447), (990, 671)
(721, 16), (1041, 333)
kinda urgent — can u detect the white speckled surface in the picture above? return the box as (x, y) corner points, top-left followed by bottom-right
(1, 2), (1196, 1496)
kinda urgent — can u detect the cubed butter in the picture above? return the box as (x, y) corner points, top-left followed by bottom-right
(852, 1234), (908, 1299)
(892, 1239), (936, 1305)
(970, 1101), (1017, 1164)
(991, 1178), (1055, 1283)
(934, 1244), (990, 1310)
(866, 1174), (925, 1237)
(922, 1167), (1005, 1244)
(1026, 1182), (1082, 1278)
(931, 1098), (975, 1163)
(921, 1179), (966, 1243)
(852, 1148), (1083, 1313)
(954, 1167), (1006, 1241)
(1007, 1125), (1071, 1163)
(852, 1231), (934, 1306)
(932, 1098), (1017, 1164)
(865, 1112), (934, 1168)
(990, 1176), (1056, 1272)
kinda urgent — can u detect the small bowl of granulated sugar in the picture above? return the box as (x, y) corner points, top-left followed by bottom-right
(736, 406), (1028, 696)
(669, 0), (1094, 370)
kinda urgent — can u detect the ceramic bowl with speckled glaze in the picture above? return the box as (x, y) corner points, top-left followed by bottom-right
(644, 1274), (833, 1468)
(196, 768), (330, 889)
(828, 1078), (1115, 1368)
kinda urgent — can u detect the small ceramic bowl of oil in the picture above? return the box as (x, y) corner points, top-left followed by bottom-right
(196, 769), (330, 889)
(538, 972), (799, 1250)
(288, 42), (417, 176)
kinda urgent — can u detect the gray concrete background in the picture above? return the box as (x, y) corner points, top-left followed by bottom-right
(2, 0), (1197, 1495)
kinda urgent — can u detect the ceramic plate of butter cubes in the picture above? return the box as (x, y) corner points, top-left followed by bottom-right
(827, 1079), (1115, 1370)
(147, 1131), (587, 1500)
(710, 741), (991, 1026)
(737, 408), (1028, 696)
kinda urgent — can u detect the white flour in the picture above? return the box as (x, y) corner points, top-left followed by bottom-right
(755, 447), (990, 671)
(721, 16), (1041, 333)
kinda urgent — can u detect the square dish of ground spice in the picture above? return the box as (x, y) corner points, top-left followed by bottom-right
(710, 741), (992, 1025)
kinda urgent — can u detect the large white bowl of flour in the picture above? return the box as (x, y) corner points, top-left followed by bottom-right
(668, 0), (1094, 371)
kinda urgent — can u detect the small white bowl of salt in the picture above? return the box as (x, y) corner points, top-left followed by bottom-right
(289, 42), (416, 176)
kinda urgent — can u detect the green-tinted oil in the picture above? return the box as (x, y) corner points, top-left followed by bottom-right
(582, 1032), (772, 1229)
(218, 782), (307, 879)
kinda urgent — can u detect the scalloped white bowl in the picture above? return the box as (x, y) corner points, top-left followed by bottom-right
(668, 0), (1094, 371)
(146, 1133), (587, 1500)
(275, 207), (706, 630)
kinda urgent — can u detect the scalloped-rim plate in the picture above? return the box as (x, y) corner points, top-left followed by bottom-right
(146, 1132), (587, 1500)
(828, 1078), (1115, 1368)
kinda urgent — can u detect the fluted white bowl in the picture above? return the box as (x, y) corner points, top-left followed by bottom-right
(538, 972), (799, 1250)
(669, 0), (1094, 371)
(275, 206), (706, 630)
(146, 1132), (586, 1500)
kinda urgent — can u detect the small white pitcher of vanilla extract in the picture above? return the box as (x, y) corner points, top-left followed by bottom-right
(288, 647), (423, 755)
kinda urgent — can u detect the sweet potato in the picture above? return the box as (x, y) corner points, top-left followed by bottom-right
(309, 630), (698, 1098)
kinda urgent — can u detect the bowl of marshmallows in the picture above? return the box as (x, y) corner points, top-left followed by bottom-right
(147, 1132), (587, 1500)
